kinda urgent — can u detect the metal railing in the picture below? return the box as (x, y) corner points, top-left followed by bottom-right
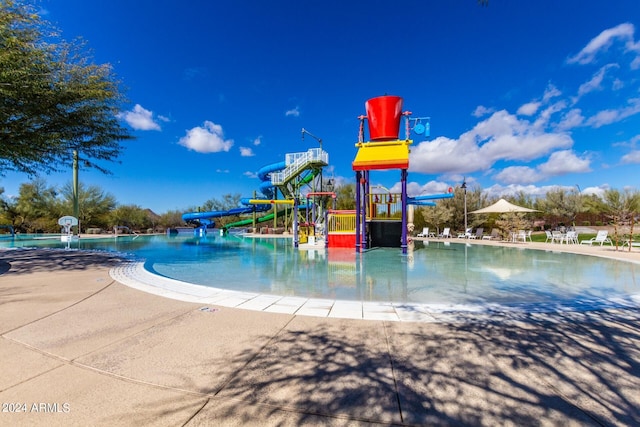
(367, 193), (402, 220)
(328, 212), (356, 233)
(271, 148), (328, 185)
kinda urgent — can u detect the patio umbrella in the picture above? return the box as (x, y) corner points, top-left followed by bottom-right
(470, 198), (539, 214)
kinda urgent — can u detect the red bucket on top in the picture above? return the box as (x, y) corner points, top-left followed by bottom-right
(365, 95), (403, 141)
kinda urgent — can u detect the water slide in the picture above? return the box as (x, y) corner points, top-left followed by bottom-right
(182, 149), (325, 230)
(407, 191), (455, 206)
(181, 161), (287, 227)
(181, 203), (271, 225)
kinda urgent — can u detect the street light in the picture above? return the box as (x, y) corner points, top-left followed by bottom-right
(301, 128), (323, 191)
(461, 178), (468, 232)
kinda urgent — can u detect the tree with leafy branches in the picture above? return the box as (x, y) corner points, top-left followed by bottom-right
(0, 0), (133, 176)
(60, 182), (116, 232)
(421, 203), (454, 236)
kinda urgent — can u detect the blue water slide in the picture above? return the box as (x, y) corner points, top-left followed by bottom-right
(181, 161), (285, 226)
(257, 161), (286, 199)
(407, 192), (455, 206)
(182, 201), (270, 225)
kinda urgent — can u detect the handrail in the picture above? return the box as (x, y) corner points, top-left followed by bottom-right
(271, 148), (328, 185)
(114, 225), (140, 239)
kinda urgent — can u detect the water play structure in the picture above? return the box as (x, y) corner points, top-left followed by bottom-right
(181, 95), (454, 252)
(181, 146), (330, 242)
(326, 95), (453, 253)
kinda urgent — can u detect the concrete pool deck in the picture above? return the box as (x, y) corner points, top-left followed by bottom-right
(0, 242), (639, 425)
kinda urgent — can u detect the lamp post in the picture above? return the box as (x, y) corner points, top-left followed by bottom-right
(301, 128), (323, 192)
(461, 178), (467, 232)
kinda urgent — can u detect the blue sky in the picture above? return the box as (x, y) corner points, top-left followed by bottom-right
(3, 0), (640, 214)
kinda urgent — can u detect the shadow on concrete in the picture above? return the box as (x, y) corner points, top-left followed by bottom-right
(188, 310), (640, 425)
(0, 248), (123, 275)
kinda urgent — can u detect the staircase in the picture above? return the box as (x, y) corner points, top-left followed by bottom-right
(271, 148), (328, 186)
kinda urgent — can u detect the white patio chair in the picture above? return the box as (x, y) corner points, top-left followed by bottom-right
(457, 228), (472, 238)
(563, 230), (578, 244)
(470, 228), (483, 239)
(483, 228), (500, 240)
(551, 230), (564, 244)
(515, 230), (527, 243)
(580, 230), (612, 246)
(439, 227), (452, 238)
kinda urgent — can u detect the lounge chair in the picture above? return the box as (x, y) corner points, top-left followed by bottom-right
(580, 230), (612, 246)
(482, 228), (500, 240)
(457, 228), (472, 238)
(470, 228), (483, 239)
(438, 227), (452, 238)
(417, 227), (434, 238)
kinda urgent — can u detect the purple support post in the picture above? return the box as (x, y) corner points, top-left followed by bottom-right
(362, 171), (369, 251)
(401, 169), (408, 254)
(293, 197), (299, 248)
(355, 171), (361, 253)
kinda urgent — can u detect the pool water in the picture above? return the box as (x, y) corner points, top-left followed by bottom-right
(2, 234), (639, 310)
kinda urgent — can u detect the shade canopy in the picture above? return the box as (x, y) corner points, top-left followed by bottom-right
(470, 198), (539, 214)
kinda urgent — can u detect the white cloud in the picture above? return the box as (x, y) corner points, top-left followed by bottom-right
(567, 22), (635, 65)
(494, 150), (591, 185)
(581, 185), (609, 198)
(542, 84), (562, 102)
(537, 150), (591, 175)
(494, 166), (542, 185)
(482, 183), (552, 199)
(253, 136), (262, 145)
(396, 180), (452, 197)
(410, 110), (573, 175)
(517, 102), (540, 116)
(472, 105), (495, 117)
(239, 147), (255, 157)
(585, 97), (640, 128)
(243, 171), (258, 179)
(556, 108), (585, 131)
(576, 63), (619, 97)
(621, 150), (640, 164)
(178, 121), (233, 153)
(119, 104), (162, 131)
(285, 107), (300, 117)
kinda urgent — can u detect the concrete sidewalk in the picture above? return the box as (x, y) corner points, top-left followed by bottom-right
(1, 248), (639, 426)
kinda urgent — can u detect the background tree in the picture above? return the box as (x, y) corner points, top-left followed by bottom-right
(421, 203), (454, 236)
(495, 212), (532, 240)
(14, 178), (61, 232)
(334, 183), (355, 210)
(109, 204), (150, 232)
(199, 193), (242, 227)
(158, 209), (186, 230)
(444, 185), (487, 231)
(539, 187), (583, 228)
(599, 189), (640, 250)
(60, 182), (116, 232)
(0, 0), (133, 176)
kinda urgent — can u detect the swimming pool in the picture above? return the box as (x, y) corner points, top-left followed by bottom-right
(3, 233), (639, 312)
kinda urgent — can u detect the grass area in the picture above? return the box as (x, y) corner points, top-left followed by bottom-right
(529, 231), (639, 246)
